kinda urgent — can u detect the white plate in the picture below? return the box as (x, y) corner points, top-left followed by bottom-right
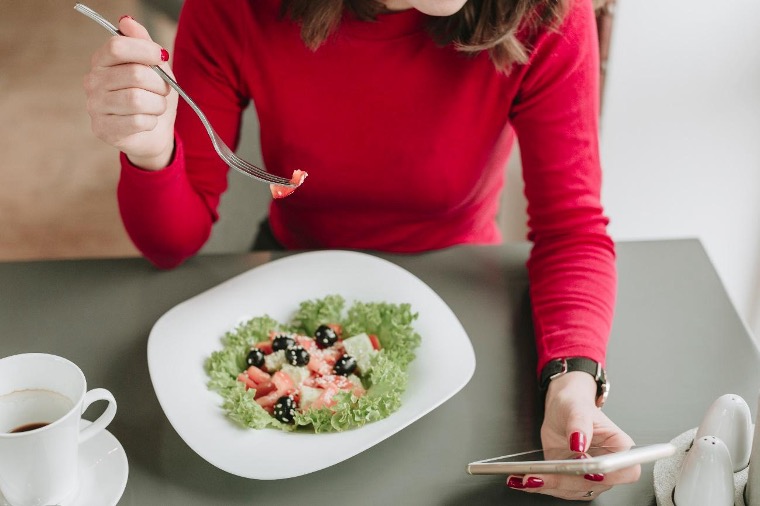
(147, 250), (475, 480)
(0, 420), (128, 506)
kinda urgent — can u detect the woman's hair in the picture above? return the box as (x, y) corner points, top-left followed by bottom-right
(280, 0), (567, 71)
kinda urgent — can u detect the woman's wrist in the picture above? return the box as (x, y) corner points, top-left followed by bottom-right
(545, 371), (597, 408)
(126, 139), (176, 171)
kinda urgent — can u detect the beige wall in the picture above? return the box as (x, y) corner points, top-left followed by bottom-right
(0, 0), (175, 261)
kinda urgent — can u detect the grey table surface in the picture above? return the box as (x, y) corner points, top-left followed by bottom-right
(2, 238), (759, 505)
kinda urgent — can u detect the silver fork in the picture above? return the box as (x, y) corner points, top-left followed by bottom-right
(74, 3), (295, 187)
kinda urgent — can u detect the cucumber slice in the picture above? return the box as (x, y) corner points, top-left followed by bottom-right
(264, 350), (286, 372)
(342, 333), (377, 375)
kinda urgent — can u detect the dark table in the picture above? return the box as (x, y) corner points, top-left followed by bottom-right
(2, 238), (758, 505)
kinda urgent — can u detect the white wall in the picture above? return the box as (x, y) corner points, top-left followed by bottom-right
(599, 0), (760, 338)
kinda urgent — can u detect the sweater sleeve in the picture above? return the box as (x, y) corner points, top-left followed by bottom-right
(117, 0), (249, 269)
(510, 0), (616, 376)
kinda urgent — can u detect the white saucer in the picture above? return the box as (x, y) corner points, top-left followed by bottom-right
(0, 420), (129, 506)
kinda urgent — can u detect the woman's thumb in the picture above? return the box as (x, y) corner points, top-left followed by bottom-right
(567, 411), (594, 452)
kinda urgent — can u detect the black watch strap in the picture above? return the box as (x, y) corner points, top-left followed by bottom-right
(539, 357), (609, 407)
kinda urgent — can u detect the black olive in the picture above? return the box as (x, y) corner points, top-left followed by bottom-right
(272, 334), (295, 351)
(314, 324), (338, 349)
(245, 348), (265, 368)
(285, 345), (310, 366)
(334, 355), (357, 376)
(273, 395), (297, 424)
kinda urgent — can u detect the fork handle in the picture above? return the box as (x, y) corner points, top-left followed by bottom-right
(74, 4), (119, 35)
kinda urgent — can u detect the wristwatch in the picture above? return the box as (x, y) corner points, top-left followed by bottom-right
(539, 357), (609, 408)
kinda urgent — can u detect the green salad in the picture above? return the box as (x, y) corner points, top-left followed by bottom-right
(204, 295), (421, 433)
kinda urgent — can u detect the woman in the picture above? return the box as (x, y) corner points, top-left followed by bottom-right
(83, 0), (638, 499)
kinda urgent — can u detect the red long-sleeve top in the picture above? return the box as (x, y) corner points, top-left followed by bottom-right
(117, 0), (616, 373)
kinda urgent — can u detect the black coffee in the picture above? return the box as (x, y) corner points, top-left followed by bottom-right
(10, 422), (49, 433)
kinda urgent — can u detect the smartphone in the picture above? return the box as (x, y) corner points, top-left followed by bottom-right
(466, 443), (676, 475)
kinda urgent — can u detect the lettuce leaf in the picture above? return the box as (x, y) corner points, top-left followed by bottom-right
(289, 294), (345, 336)
(222, 382), (295, 431)
(205, 315), (280, 391)
(205, 295), (420, 433)
(343, 301), (421, 370)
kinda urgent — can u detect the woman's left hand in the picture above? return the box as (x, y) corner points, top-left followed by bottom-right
(506, 371), (640, 501)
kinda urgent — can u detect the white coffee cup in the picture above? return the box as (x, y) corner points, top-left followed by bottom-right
(0, 353), (117, 506)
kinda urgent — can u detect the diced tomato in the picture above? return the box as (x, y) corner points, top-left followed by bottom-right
(253, 380), (276, 399)
(319, 348), (340, 367)
(304, 374), (364, 397)
(270, 169), (308, 199)
(306, 374), (351, 390)
(246, 366), (270, 385)
(368, 334), (381, 350)
(257, 371), (298, 410)
(296, 335), (318, 352)
(310, 384), (340, 410)
(255, 391), (279, 410)
(307, 354), (333, 376)
(255, 341), (273, 355)
(271, 371), (296, 396)
(237, 373), (256, 390)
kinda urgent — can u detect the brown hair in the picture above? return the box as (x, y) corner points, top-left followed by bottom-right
(280, 0), (566, 71)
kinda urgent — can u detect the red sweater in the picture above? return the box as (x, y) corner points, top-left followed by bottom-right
(117, 0), (615, 373)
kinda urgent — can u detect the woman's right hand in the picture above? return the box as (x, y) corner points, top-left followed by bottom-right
(83, 15), (178, 170)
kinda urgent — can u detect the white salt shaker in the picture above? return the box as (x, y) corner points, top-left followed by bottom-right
(745, 391), (760, 505)
(695, 393), (753, 471)
(674, 436), (735, 506)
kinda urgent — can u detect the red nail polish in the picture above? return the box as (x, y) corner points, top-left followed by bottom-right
(507, 476), (525, 489)
(584, 473), (605, 482)
(160, 48), (170, 62)
(118, 15), (134, 22)
(570, 432), (587, 452)
(525, 477), (544, 488)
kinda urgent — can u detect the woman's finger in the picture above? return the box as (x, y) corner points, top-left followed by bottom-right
(511, 473), (613, 500)
(91, 35), (169, 68)
(506, 475), (544, 490)
(90, 113), (160, 145)
(94, 87), (169, 116)
(86, 63), (171, 96)
(89, 15), (168, 69)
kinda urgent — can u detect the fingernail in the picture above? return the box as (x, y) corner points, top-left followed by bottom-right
(118, 15), (134, 22)
(524, 477), (544, 488)
(160, 48), (170, 62)
(507, 476), (526, 489)
(584, 473), (605, 482)
(570, 431), (587, 452)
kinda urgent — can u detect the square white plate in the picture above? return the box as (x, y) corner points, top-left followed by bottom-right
(147, 250), (475, 479)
